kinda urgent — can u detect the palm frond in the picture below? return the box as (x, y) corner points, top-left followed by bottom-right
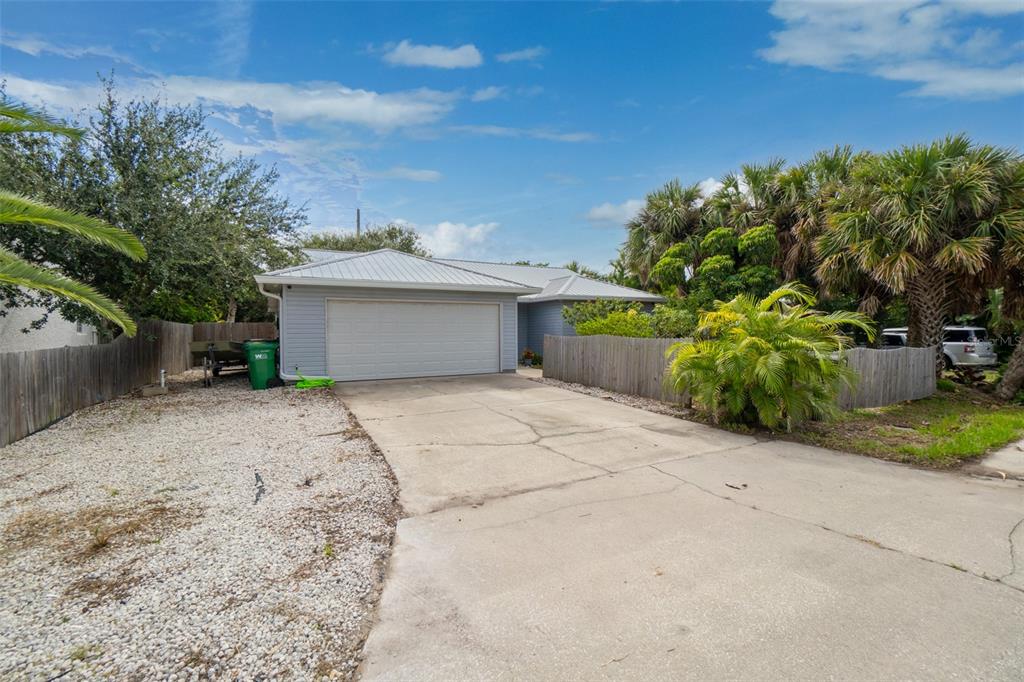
(0, 248), (136, 335)
(0, 100), (83, 139)
(0, 191), (146, 261)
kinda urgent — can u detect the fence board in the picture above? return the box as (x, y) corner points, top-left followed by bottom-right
(542, 335), (936, 410)
(542, 334), (689, 402)
(0, 320), (192, 448)
(192, 322), (277, 343)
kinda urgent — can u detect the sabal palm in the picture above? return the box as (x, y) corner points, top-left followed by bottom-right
(0, 101), (145, 335)
(666, 283), (873, 430)
(815, 135), (1023, 372)
(622, 179), (704, 285)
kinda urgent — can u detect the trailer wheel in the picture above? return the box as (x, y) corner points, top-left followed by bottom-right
(213, 366), (222, 377)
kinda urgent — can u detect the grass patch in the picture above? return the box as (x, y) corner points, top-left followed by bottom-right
(790, 384), (1024, 467)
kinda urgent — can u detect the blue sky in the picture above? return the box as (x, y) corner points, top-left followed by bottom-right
(2, 1), (1023, 269)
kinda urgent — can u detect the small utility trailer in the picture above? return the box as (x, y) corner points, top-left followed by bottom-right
(190, 340), (247, 387)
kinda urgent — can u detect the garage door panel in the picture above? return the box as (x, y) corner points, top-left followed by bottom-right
(327, 300), (500, 381)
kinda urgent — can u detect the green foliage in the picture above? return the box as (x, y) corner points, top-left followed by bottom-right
(303, 223), (428, 256)
(694, 254), (735, 287)
(564, 260), (605, 280)
(936, 378), (957, 392)
(0, 96), (147, 336)
(737, 224), (779, 265)
(666, 283), (874, 430)
(651, 305), (696, 338)
(734, 264), (779, 300)
(562, 299), (642, 327)
(576, 310), (654, 338)
(0, 80), (305, 331)
(699, 227), (737, 257)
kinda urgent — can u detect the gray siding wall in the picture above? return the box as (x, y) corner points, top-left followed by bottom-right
(522, 301), (574, 355)
(280, 285), (521, 377)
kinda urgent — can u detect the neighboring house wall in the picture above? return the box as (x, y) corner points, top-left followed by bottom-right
(0, 305), (97, 352)
(522, 301), (575, 355)
(280, 285), (521, 376)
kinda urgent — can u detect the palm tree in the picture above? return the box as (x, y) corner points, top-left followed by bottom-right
(666, 283), (874, 430)
(621, 179), (704, 286)
(0, 101), (145, 335)
(815, 135), (1023, 374)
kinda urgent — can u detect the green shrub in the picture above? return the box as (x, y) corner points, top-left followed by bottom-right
(700, 227), (738, 257)
(666, 283), (874, 430)
(936, 378), (957, 392)
(563, 299), (642, 327)
(576, 310), (654, 337)
(737, 224), (779, 265)
(651, 305), (696, 338)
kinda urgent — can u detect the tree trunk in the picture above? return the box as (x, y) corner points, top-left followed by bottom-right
(906, 269), (951, 376)
(226, 296), (237, 324)
(994, 333), (1024, 401)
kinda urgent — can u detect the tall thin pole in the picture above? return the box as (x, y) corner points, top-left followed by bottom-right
(356, 208), (361, 237)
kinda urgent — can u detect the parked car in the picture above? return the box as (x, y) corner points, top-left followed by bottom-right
(880, 326), (998, 368)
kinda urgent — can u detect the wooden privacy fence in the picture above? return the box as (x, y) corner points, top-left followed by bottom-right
(542, 335), (936, 409)
(0, 320), (192, 448)
(193, 322), (277, 343)
(837, 346), (936, 409)
(543, 334), (690, 402)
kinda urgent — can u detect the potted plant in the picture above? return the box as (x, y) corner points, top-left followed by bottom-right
(521, 348), (535, 367)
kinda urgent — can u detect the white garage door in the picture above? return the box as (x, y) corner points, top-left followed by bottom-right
(326, 300), (500, 381)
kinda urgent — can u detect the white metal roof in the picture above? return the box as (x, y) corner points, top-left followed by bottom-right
(256, 249), (541, 294)
(437, 258), (663, 302)
(302, 248), (360, 261)
(435, 258), (575, 288)
(518, 274), (664, 302)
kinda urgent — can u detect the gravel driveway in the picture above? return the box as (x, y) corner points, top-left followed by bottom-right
(0, 370), (398, 680)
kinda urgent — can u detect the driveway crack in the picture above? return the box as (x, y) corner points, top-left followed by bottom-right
(648, 464), (1024, 595)
(996, 517), (1024, 584)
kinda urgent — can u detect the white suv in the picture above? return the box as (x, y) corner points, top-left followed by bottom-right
(881, 326), (998, 369)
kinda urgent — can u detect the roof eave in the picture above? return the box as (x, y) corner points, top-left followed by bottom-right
(254, 274), (541, 294)
(520, 293), (666, 303)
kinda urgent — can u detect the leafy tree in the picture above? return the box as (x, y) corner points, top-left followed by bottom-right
(666, 284), (874, 430)
(650, 305), (696, 338)
(564, 260), (605, 280)
(0, 82), (305, 329)
(303, 223), (428, 256)
(0, 100), (145, 335)
(816, 135), (1023, 374)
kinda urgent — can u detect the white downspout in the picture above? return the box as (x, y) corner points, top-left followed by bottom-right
(257, 282), (290, 381)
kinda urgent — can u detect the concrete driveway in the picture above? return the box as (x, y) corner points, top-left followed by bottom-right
(339, 373), (1024, 680)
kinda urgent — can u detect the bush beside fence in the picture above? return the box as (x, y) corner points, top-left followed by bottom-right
(0, 320), (193, 448)
(542, 334), (936, 410)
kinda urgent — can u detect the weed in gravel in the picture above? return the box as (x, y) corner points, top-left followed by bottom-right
(64, 559), (143, 608)
(323, 542), (334, 558)
(4, 500), (198, 560)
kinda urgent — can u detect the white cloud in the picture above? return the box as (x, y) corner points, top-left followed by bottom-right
(0, 33), (153, 74)
(760, 0), (1024, 99)
(212, 1), (253, 76)
(451, 124), (595, 143)
(698, 176), (724, 198)
(496, 46), (547, 63)
(3, 74), (459, 131)
(586, 199), (645, 225)
(471, 86), (506, 102)
(399, 220), (498, 257)
(370, 166), (442, 182)
(382, 40), (483, 68)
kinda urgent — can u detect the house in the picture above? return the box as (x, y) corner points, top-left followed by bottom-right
(0, 303), (97, 353)
(255, 249), (662, 381)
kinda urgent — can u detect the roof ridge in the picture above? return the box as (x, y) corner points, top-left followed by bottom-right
(393, 249), (536, 287)
(556, 274), (577, 296)
(264, 249), (370, 276)
(437, 256), (570, 271)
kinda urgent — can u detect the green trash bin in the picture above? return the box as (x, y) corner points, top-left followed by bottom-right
(244, 339), (279, 390)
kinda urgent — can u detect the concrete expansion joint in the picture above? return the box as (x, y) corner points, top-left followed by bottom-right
(647, 463), (1024, 596)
